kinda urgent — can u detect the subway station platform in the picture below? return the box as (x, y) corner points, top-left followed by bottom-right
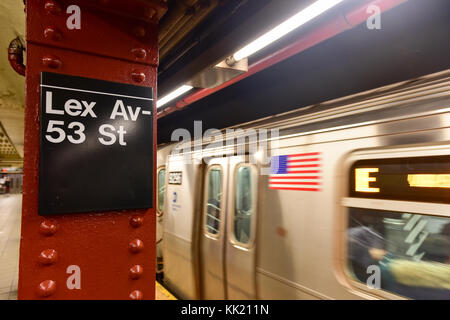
(0, 194), (176, 300)
(0, 194), (21, 300)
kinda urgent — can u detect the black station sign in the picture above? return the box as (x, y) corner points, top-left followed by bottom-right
(39, 72), (154, 215)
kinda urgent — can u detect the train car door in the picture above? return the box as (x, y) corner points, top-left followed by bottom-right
(225, 156), (259, 299)
(200, 158), (228, 299)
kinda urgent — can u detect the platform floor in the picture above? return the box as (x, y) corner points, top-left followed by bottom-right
(156, 281), (177, 300)
(0, 194), (21, 300)
(0, 194), (175, 300)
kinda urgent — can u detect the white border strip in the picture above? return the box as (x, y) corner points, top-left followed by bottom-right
(40, 84), (154, 101)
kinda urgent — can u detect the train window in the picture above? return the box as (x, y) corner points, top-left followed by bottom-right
(233, 165), (254, 245)
(347, 208), (450, 300)
(157, 168), (166, 216)
(346, 153), (450, 299)
(204, 167), (223, 236)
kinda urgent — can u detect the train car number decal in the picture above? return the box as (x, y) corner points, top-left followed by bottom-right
(169, 172), (182, 185)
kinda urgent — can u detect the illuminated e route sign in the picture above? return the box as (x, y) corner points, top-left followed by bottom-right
(39, 72), (154, 215)
(350, 155), (450, 204)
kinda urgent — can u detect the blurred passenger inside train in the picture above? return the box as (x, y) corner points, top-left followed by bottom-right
(348, 209), (450, 299)
(380, 233), (450, 300)
(347, 209), (387, 282)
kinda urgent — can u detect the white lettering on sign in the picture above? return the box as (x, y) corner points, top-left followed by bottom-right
(45, 120), (86, 144)
(45, 120), (65, 143)
(110, 99), (142, 122)
(66, 5), (81, 30)
(98, 124), (127, 146)
(67, 122), (86, 144)
(45, 91), (97, 118)
(66, 265), (81, 290)
(80, 101), (97, 118)
(65, 99), (82, 116)
(42, 87), (152, 147)
(46, 91), (63, 115)
(110, 100), (129, 120)
(128, 106), (141, 121)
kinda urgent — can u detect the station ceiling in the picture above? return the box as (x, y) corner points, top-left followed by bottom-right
(157, 0), (450, 143)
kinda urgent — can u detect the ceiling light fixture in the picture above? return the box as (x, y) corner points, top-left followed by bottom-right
(157, 85), (194, 109)
(232, 0), (344, 62)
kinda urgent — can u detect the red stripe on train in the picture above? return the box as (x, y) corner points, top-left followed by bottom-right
(269, 187), (321, 191)
(288, 152), (321, 157)
(288, 164), (321, 169)
(269, 181), (321, 186)
(270, 176), (320, 180)
(287, 158), (321, 163)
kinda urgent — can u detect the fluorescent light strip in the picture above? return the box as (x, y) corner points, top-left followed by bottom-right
(157, 85), (193, 109)
(233, 0), (344, 61)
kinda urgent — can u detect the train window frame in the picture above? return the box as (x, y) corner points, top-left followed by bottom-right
(156, 166), (166, 217)
(337, 144), (450, 300)
(230, 163), (258, 249)
(202, 164), (224, 238)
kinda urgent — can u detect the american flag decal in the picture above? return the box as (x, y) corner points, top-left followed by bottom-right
(269, 152), (322, 191)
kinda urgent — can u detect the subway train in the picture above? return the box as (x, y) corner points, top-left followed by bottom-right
(156, 70), (450, 300)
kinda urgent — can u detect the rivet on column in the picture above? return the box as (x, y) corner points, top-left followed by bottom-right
(133, 26), (146, 38)
(44, 0), (62, 14)
(44, 27), (62, 41)
(129, 265), (144, 280)
(131, 48), (147, 60)
(39, 220), (57, 236)
(145, 7), (157, 20)
(38, 249), (58, 265)
(42, 55), (62, 69)
(129, 290), (143, 300)
(129, 239), (144, 253)
(131, 70), (146, 83)
(37, 280), (56, 297)
(130, 215), (144, 228)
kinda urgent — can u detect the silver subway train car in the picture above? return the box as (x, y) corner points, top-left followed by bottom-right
(156, 70), (450, 300)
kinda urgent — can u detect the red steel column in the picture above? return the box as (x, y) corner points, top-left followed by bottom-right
(19, 0), (166, 299)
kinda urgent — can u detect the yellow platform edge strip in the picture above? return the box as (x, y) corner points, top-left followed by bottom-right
(156, 281), (177, 300)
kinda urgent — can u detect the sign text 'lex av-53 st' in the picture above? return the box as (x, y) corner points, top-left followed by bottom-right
(39, 72), (154, 215)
